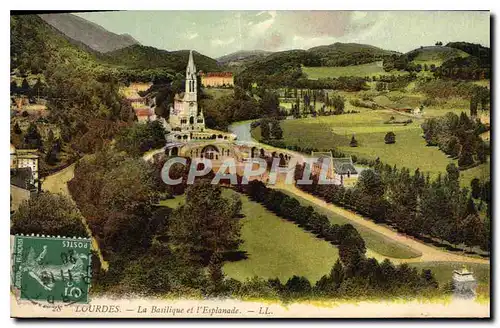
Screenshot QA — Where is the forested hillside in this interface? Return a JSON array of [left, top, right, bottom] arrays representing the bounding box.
[[235, 43, 398, 88], [39, 13, 140, 53]]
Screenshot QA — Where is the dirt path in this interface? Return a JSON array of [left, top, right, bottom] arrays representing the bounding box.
[[276, 184, 489, 265], [41, 164, 76, 195], [42, 162, 109, 270]]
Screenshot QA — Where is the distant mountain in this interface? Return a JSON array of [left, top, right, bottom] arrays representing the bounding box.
[[234, 42, 399, 73], [39, 13, 139, 53], [100, 45, 221, 73], [217, 50, 272, 66], [236, 42, 400, 86], [307, 42, 399, 66]]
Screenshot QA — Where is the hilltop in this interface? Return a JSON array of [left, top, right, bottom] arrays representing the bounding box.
[[39, 13, 140, 53], [405, 45, 469, 66], [307, 42, 399, 66], [217, 50, 272, 67], [235, 43, 399, 87], [100, 45, 221, 73]]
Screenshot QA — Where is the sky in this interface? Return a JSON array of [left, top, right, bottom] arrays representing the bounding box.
[[76, 11, 490, 58]]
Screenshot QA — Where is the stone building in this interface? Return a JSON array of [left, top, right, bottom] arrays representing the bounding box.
[[200, 72, 234, 87], [452, 267, 477, 298], [167, 50, 205, 135], [10, 144, 39, 189]]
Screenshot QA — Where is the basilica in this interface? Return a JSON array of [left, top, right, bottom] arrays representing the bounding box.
[[165, 51, 235, 143]]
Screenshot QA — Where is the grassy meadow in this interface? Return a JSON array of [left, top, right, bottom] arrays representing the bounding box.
[[279, 189, 422, 259], [302, 62, 408, 79], [204, 87, 234, 99], [254, 109, 484, 185], [159, 189, 340, 283]]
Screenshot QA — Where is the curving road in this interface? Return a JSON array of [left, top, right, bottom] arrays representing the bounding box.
[[42, 161, 109, 270], [229, 121, 489, 265]]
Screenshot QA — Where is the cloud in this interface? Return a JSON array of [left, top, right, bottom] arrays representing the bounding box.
[[211, 37, 236, 47], [76, 11, 490, 58], [187, 32, 199, 40], [247, 11, 377, 52]]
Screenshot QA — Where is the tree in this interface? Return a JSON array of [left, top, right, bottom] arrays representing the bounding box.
[[357, 169, 384, 197], [260, 119, 271, 140], [13, 122, 22, 134], [270, 120, 283, 139], [23, 123, 42, 149], [45, 143, 58, 165], [115, 121, 166, 157], [10, 81, 18, 94], [458, 138, 475, 168], [11, 193, 88, 237], [350, 135, 358, 147], [260, 91, 280, 117], [384, 131, 396, 144], [68, 148, 160, 253], [168, 182, 242, 265], [207, 252, 224, 290], [470, 178, 481, 199], [330, 259, 345, 289], [20, 78, 30, 95], [285, 275, 312, 295], [470, 96, 478, 117]]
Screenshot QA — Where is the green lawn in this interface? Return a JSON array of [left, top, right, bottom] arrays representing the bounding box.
[[279, 190, 422, 259], [410, 261, 490, 301], [204, 87, 234, 99], [274, 111, 485, 184], [460, 162, 491, 188], [159, 189, 340, 283], [303, 62, 408, 79], [408, 262, 489, 286]]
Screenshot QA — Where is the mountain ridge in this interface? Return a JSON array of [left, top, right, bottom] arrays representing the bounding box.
[[39, 13, 140, 53]]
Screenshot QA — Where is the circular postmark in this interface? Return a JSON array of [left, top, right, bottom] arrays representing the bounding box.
[[11, 235, 93, 311]]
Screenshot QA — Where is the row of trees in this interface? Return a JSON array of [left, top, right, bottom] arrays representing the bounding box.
[[198, 87, 283, 131], [10, 78, 48, 99], [296, 161, 490, 253], [236, 180, 439, 298], [435, 57, 490, 80], [259, 118, 283, 141], [421, 112, 489, 168]]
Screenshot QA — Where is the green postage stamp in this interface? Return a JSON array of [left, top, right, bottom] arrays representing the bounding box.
[[12, 235, 92, 304]]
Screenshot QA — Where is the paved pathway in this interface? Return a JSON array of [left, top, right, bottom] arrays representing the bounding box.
[[276, 183, 489, 265], [228, 121, 489, 265], [42, 161, 109, 270]]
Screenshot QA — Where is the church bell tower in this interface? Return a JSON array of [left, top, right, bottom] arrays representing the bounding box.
[[184, 50, 197, 103]]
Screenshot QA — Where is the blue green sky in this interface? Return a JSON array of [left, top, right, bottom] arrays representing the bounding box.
[[76, 11, 490, 58]]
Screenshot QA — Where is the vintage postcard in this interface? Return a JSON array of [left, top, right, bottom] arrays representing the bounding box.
[[10, 10, 490, 318]]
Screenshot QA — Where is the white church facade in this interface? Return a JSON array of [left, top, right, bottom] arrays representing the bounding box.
[[165, 50, 235, 143]]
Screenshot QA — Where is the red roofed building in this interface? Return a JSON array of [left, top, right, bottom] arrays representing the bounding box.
[[200, 71, 234, 87], [134, 107, 156, 123]]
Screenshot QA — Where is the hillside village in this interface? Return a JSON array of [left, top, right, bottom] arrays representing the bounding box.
[[9, 12, 490, 308]]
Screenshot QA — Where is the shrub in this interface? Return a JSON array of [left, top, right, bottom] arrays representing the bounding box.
[[384, 132, 396, 144]]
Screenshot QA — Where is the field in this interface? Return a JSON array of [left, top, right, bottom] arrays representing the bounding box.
[[408, 46, 469, 67], [409, 261, 490, 300], [279, 190, 422, 259], [160, 189, 340, 283], [460, 161, 491, 187], [204, 87, 234, 99], [302, 61, 408, 79], [260, 110, 485, 184]]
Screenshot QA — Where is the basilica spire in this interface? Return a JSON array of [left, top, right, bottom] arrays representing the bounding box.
[[186, 50, 196, 77]]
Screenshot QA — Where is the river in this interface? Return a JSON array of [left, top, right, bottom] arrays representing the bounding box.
[[228, 121, 257, 143]]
